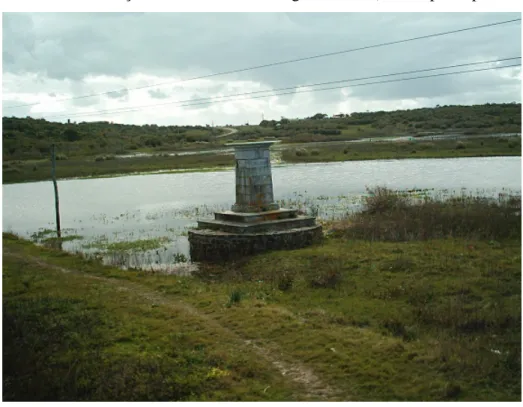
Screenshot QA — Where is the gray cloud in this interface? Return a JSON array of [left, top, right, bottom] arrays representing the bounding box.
[[148, 89, 170, 99], [2, 12, 521, 125], [71, 96, 100, 108], [106, 89, 129, 99]]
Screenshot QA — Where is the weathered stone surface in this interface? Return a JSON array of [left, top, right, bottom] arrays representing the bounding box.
[[197, 216, 316, 234], [188, 225, 323, 262], [229, 141, 279, 213], [215, 208, 298, 223]]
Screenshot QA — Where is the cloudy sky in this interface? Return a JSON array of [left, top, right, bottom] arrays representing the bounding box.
[[2, 12, 521, 126]]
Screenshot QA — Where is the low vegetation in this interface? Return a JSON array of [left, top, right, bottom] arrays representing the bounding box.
[[3, 136, 520, 184], [333, 186, 521, 241], [3, 152, 234, 184], [281, 136, 521, 164], [3, 188, 520, 401]]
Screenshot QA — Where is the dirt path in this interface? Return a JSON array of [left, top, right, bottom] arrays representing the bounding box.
[[216, 127, 238, 139], [4, 249, 342, 401]]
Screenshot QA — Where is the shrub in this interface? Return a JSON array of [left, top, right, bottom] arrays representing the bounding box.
[[340, 187, 521, 241], [380, 318, 415, 340], [419, 142, 435, 150], [456, 142, 466, 149], [294, 148, 309, 157], [363, 186, 409, 215], [145, 138, 162, 147], [308, 261, 343, 289], [310, 149, 320, 156], [277, 272, 295, 291]]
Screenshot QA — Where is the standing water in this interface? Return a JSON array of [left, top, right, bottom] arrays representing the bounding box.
[[3, 157, 520, 272]]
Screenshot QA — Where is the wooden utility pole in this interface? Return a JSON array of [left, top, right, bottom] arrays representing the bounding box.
[[51, 144, 61, 239]]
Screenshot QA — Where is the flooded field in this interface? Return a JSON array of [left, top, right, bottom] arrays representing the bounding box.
[[3, 156, 520, 273]]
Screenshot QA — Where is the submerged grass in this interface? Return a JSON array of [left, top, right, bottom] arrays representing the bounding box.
[[3, 189, 521, 401], [82, 237, 171, 252]]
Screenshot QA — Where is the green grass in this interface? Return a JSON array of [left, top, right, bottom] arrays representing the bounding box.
[[281, 137, 521, 164], [2, 234, 300, 402], [3, 194, 521, 402], [199, 237, 520, 398], [3, 152, 235, 184]]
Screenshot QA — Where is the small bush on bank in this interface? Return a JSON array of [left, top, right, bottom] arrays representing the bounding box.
[[277, 272, 295, 291], [294, 148, 309, 157], [363, 186, 410, 215], [308, 269, 342, 289], [340, 187, 521, 241]]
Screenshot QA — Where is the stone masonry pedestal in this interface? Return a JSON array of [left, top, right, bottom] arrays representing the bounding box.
[[188, 141, 322, 262]]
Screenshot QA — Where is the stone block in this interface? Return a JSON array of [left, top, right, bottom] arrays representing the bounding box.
[[188, 225, 323, 262]]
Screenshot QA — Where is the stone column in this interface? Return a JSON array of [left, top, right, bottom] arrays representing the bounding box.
[[229, 141, 280, 213]]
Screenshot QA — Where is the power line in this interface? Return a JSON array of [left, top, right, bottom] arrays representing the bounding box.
[[3, 17, 520, 110], [42, 63, 521, 121], [44, 57, 521, 120]]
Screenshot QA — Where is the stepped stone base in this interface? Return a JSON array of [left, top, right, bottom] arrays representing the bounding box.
[[188, 208, 322, 262], [188, 225, 322, 262]]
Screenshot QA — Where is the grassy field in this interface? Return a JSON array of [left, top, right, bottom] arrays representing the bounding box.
[[3, 136, 521, 184], [3, 189, 520, 401], [2, 152, 235, 184], [282, 136, 521, 164]]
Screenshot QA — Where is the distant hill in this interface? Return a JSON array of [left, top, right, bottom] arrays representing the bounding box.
[[231, 103, 522, 144], [2, 103, 521, 160], [2, 118, 223, 160]]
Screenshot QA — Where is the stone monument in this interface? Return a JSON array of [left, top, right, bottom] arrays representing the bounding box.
[[188, 141, 322, 262]]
